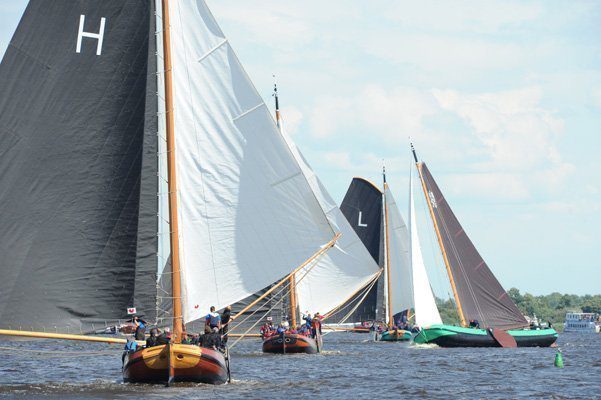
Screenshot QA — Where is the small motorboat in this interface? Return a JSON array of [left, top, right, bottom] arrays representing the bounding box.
[[123, 343, 229, 384]]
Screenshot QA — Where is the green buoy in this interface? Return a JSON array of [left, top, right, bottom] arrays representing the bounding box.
[[554, 349, 564, 368]]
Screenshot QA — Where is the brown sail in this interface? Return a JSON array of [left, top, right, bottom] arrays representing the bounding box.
[[419, 163, 528, 330]]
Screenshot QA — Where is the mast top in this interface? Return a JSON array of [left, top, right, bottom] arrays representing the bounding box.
[[382, 161, 387, 185], [272, 74, 279, 111], [410, 140, 419, 164]]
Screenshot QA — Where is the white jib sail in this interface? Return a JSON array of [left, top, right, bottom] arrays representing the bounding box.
[[166, 0, 372, 323], [278, 121, 381, 319], [409, 172, 442, 327], [384, 185, 413, 317]]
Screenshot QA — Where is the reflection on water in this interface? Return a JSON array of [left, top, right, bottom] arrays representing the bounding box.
[[0, 332, 599, 399]]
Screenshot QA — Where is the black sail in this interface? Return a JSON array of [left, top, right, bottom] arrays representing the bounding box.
[[339, 177, 384, 322], [0, 1, 158, 332], [419, 163, 527, 329]]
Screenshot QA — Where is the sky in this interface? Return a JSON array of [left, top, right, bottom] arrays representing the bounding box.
[[1, 1, 599, 296]]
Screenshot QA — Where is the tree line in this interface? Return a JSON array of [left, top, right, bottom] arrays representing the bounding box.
[[435, 288, 601, 330]]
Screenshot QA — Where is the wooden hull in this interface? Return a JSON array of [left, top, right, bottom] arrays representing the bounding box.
[[123, 343, 228, 384], [413, 324, 558, 348], [262, 334, 318, 354], [379, 329, 411, 342]]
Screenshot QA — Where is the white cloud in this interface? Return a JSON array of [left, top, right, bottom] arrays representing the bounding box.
[[308, 85, 438, 141], [384, 1, 543, 34], [433, 87, 565, 168], [445, 172, 530, 201]]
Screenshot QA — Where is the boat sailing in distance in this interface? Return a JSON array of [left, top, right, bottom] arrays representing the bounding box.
[[258, 83, 382, 354], [339, 173, 420, 342], [0, 0, 380, 383], [410, 143, 558, 348], [340, 169, 443, 341]]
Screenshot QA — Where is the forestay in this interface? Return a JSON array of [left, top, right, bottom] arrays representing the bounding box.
[[167, 0, 367, 323], [408, 173, 442, 327]]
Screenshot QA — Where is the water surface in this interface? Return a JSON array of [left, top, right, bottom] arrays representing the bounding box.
[[0, 332, 599, 399]]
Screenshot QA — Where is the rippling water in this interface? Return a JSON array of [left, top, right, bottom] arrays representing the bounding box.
[[0, 332, 599, 399]]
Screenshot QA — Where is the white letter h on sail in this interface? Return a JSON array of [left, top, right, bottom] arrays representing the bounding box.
[[76, 15, 106, 56]]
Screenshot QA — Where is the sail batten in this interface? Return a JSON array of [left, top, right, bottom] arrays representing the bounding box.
[[419, 162, 527, 329]]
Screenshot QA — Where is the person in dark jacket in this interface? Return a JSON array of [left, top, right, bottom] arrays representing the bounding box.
[[157, 327, 171, 345], [201, 327, 222, 350], [145, 328, 159, 348], [133, 316, 146, 341], [220, 305, 232, 344]]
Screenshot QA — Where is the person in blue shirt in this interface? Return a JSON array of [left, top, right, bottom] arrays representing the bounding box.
[[205, 306, 222, 331], [122, 337, 138, 365], [303, 313, 312, 329]]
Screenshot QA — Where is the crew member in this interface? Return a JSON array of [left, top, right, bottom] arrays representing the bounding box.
[[157, 327, 171, 344], [205, 306, 221, 331], [133, 316, 146, 341], [220, 305, 232, 344], [146, 328, 159, 348]]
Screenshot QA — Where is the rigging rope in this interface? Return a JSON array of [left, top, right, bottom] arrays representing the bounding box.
[[228, 253, 324, 349], [327, 272, 380, 326]]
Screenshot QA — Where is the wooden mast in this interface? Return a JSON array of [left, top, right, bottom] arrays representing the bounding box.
[[411, 144, 466, 327], [383, 167, 393, 328], [289, 274, 298, 328], [272, 77, 298, 329], [161, 0, 183, 342]]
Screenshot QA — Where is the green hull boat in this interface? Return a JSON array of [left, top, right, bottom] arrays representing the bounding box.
[[413, 324, 558, 348]]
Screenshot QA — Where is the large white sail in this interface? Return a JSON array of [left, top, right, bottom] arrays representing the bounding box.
[[278, 123, 381, 318], [408, 172, 442, 327], [166, 0, 378, 323], [384, 186, 413, 317]]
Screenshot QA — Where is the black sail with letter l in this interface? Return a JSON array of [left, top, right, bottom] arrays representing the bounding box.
[[338, 177, 384, 322], [0, 1, 158, 332], [419, 163, 527, 330]]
